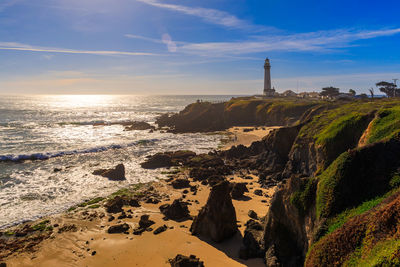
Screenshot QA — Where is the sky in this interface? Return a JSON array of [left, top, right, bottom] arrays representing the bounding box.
[[0, 0, 400, 95]]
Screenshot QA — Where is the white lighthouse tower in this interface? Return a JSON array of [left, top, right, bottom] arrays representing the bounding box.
[[263, 58, 275, 97]]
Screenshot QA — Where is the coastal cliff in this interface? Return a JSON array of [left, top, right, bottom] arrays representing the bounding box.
[[156, 97, 318, 132], [161, 97, 400, 266], [224, 98, 400, 266]]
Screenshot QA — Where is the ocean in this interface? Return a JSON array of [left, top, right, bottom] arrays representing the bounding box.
[[0, 95, 234, 229]]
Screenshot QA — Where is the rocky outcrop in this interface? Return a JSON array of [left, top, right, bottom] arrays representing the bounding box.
[[190, 180, 238, 242], [104, 195, 141, 213], [140, 151, 196, 169], [156, 98, 317, 133], [104, 196, 125, 213], [171, 179, 191, 189], [169, 254, 204, 267], [93, 164, 126, 181], [107, 223, 130, 234], [159, 200, 190, 221], [139, 214, 155, 229], [221, 124, 302, 186], [239, 219, 265, 260], [263, 176, 310, 266], [153, 225, 168, 235], [124, 121, 155, 131], [230, 182, 249, 199], [157, 102, 226, 132]]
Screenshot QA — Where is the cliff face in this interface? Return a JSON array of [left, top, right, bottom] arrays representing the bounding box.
[[259, 101, 400, 266], [215, 99, 400, 266], [159, 97, 400, 266], [156, 97, 319, 132], [156, 102, 226, 132]]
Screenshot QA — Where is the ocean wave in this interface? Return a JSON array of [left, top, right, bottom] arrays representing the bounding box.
[[57, 120, 154, 126], [0, 139, 158, 162]]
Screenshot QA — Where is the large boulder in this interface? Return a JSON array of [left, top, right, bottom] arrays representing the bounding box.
[[230, 182, 249, 199], [141, 153, 172, 169], [93, 164, 126, 181], [185, 153, 224, 168], [107, 223, 130, 234], [104, 196, 124, 213], [189, 167, 231, 182], [159, 200, 190, 221], [169, 254, 204, 267], [239, 219, 265, 259], [171, 179, 191, 189], [141, 151, 197, 169], [190, 180, 238, 242], [138, 214, 155, 229]]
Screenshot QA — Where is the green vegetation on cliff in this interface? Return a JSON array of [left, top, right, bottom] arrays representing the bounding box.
[[345, 239, 400, 267], [272, 99, 400, 266], [315, 151, 352, 219], [315, 131, 400, 220], [315, 113, 369, 146], [366, 106, 400, 144], [290, 177, 317, 216], [224, 97, 319, 126], [325, 195, 386, 236], [306, 188, 400, 267], [305, 134, 400, 266]]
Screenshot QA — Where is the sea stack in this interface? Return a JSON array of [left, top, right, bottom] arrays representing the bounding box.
[[190, 180, 238, 242]]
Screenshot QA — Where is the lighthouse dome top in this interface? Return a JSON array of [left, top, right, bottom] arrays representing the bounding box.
[[264, 57, 271, 68]]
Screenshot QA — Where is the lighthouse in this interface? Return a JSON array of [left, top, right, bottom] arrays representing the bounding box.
[[263, 58, 275, 97]]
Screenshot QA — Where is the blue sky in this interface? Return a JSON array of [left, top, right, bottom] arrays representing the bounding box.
[[0, 0, 400, 94]]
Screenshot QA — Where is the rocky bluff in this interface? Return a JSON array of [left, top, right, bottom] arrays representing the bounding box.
[[157, 97, 400, 266], [156, 97, 317, 133]]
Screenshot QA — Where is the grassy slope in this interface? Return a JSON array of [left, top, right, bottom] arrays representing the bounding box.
[[306, 188, 400, 267], [282, 99, 400, 266], [367, 106, 400, 144]]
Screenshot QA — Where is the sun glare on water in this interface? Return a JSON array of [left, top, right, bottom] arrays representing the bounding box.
[[43, 95, 118, 109]]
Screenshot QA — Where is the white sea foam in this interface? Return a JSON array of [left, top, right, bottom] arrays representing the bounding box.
[[0, 95, 233, 228], [0, 139, 158, 162]]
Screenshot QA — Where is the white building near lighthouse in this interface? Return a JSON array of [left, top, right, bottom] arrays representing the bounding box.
[[263, 58, 276, 97]]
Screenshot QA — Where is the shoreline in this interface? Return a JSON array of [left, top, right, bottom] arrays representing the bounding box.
[[1, 126, 277, 266]]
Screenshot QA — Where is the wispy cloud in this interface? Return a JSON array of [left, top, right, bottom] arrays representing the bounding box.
[[178, 28, 400, 55], [135, 0, 270, 31], [125, 33, 181, 52], [0, 42, 156, 56], [124, 34, 165, 44]]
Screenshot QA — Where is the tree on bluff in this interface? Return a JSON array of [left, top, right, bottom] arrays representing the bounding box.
[[320, 87, 340, 97], [376, 81, 400, 97], [348, 89, 356, 96]]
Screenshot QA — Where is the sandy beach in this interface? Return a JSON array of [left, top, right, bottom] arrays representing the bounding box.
[[2, 127, 277, 267], [223, 127, 280, 150]]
